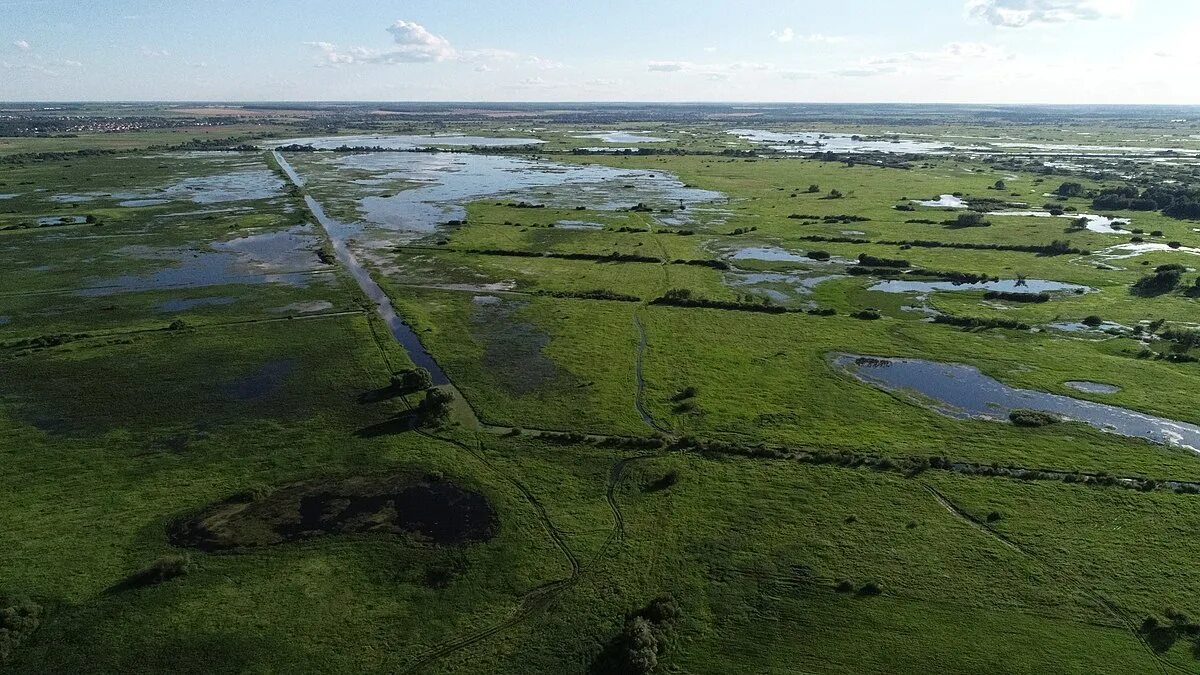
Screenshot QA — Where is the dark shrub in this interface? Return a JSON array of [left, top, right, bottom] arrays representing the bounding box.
[[859, 581, 883, 596], [0, 596, 43, 665], [1081, 315, 1104, 327], [122, 555, 191, 589]]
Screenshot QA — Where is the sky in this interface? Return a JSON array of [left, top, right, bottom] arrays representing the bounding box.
[[1, 0, 1198, 103]]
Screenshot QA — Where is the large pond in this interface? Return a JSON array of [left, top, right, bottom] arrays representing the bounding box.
[[268, 134, 545, 150], [310, 150, 724, 237], [833, 354, 1200, 452], [869, 279, 1090, 294]]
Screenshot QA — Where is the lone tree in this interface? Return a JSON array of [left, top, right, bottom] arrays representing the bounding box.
[[391, 367, 434, 394], [415, 389, 454, 427]]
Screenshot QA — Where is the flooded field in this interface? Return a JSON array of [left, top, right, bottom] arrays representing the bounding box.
[[297, 148, 724, 238], [268, 134, 545, 150], [835, 354, 1200, 451]]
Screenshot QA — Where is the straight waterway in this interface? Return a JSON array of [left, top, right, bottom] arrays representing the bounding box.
[[273, 151, 449, 384]]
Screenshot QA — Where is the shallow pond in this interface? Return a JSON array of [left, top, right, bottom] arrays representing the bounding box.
[[834, 354, 1200, 451], [869, 279, 1089, 294], [80, 225, 326, 296], [1095, 242, 1200, 259], [268, 301, 333, 314], [573, 131, 667, 144]]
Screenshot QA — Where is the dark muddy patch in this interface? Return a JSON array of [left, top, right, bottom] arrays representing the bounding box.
[[169, 473, 498, 551], [469, 298, 565, 395]]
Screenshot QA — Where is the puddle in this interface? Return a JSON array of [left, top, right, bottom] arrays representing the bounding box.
[[730, 247, 809, 262], [270, 134, 544, 150], [1065, 381, 1121, 394], [555, 220, 605, 230], [914, 194, 968, 208], [170, 474, 497, 550], [268, 301, 333, 314], [987, 210, 1131, 234], [870, 279, 1089, 294], [322, 151, 723, 238], [36, 216, 88, 226], [0, 193, 18, 200], [1047, 321, 1128, 334], [119, 198, 171, 208], [834, 354, 1200, 451], [573, 131, 667, 143], [156, 296, 238, 312], [472, 295, 502, 305], [0, 316, 10, 325]]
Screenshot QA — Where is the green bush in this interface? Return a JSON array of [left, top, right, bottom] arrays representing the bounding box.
[[1009, 410, 1061, 427]]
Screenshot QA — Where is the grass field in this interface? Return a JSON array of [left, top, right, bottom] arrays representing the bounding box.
[[5, 109, 1200, 673]]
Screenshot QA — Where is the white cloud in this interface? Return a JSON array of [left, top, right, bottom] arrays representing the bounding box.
[[14, 40, 30, 51], [307, 19, 556, 71], [770, 27, 795, 43], [966, 0, 1134, 27], [702, 46, 718, 53], [526, 55, 564, 70], [647, 61, 689, 72], [800, 33, 850, 44], [141, 47, 170, 57], [382, 19, 456, 61]]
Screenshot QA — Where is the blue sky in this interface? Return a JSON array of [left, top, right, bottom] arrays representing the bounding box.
[[2, 0, 1197, 102]]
